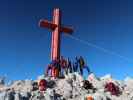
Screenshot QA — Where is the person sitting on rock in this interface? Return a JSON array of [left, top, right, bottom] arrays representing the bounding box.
[[79, 56, 90, 76]]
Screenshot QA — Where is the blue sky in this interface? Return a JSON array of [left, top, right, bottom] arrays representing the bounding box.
[[0, 0, 133, 80]]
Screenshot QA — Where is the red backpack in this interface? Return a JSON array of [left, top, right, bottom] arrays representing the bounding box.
[[39, 79, 47, 91], [105, 82, 121, 96]]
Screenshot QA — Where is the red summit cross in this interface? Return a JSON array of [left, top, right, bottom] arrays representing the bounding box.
[[39, 8, 73, 61]]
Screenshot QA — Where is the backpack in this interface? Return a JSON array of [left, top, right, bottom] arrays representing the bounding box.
[[79, 58, 85, 66]]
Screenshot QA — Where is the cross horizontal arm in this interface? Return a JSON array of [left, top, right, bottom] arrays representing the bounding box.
[[60, 26, 73, 34], [39, 20, 57, 30]]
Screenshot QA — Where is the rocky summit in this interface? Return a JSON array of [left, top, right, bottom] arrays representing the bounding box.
[[0, 73, 133, 100]]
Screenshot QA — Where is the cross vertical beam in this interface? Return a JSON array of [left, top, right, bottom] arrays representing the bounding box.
[[51, 8, 61, 60]]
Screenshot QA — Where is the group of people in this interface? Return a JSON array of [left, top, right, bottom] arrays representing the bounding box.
[[45, 56, 90, 78]]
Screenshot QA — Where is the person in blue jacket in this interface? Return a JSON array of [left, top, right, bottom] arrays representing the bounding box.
[[73, 57, 79, 72]]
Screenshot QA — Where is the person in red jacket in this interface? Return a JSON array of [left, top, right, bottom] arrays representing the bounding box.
[[46, 59, 60, 78]]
